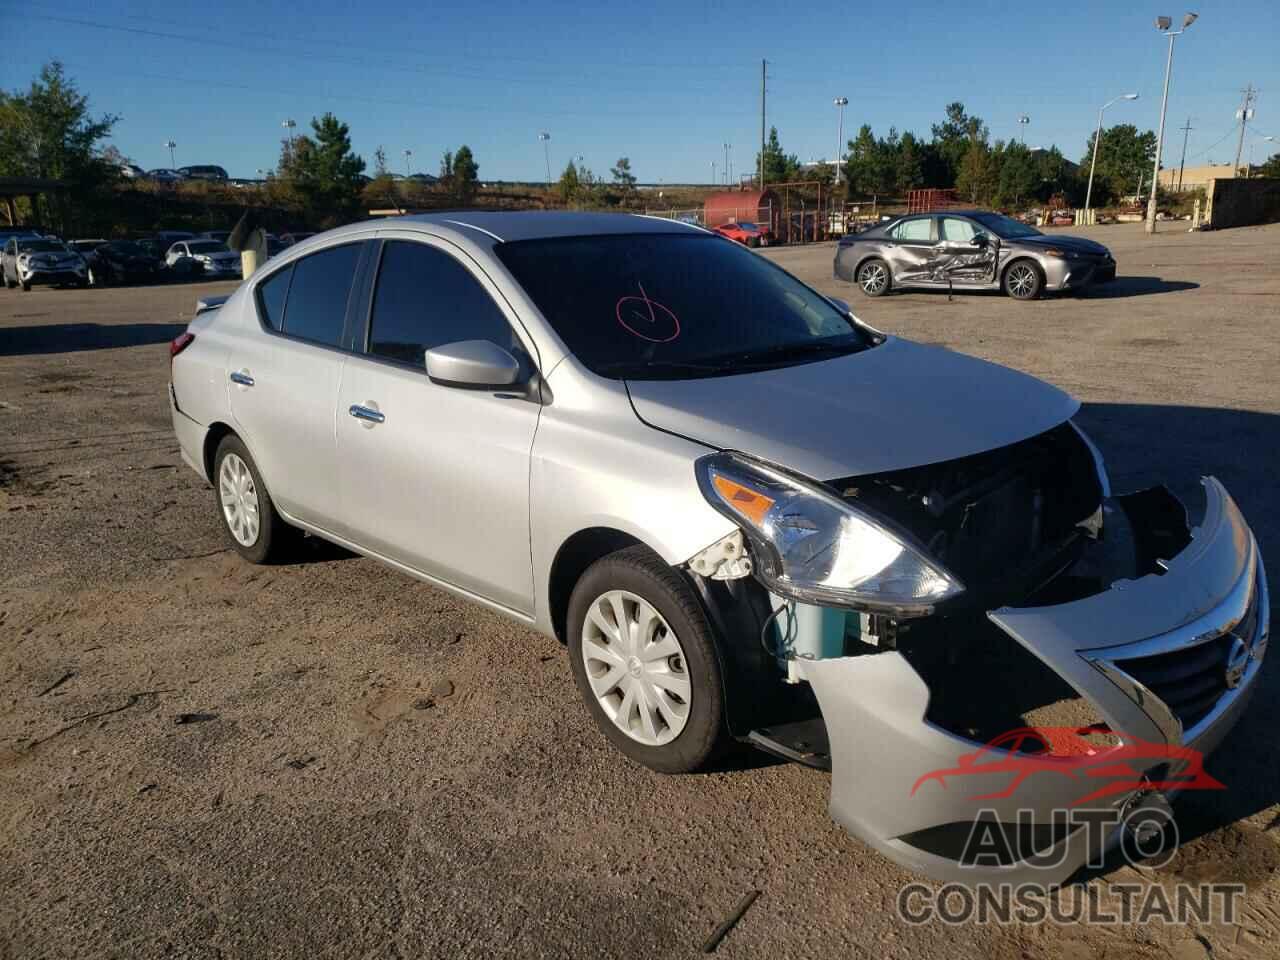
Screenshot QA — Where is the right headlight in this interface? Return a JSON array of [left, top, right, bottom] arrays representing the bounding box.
[[696, 452, 964, 615]]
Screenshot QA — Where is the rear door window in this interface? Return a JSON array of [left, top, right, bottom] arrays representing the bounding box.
[[277, 243, 363, 348], [891, 217, 934, 242]]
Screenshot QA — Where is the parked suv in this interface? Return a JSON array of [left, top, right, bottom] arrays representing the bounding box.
[[3, 236, 88, 290], [169, 212, 1267, 885], [178, 165, 229, 181]]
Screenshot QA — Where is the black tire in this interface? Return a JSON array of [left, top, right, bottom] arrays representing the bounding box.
[[567, 545, 728, 774], [1003, 259, 1043, 300], [212, 434, 295, 564], [856, 257, 892, 297]]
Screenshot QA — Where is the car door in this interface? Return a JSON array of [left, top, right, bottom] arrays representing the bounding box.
[[938, 216, 998, 285], [336, 234, 542, 616], [884, 216, 940, 284], [227, 239, 371, 533], [2, 239, 13, 280]]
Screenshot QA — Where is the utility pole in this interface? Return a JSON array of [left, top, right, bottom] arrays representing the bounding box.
[[1176, 118, 1193, 191], [1232, 83, 1256, 177], [1147, 13, 1197, 234], [760, 59, 767, 188]]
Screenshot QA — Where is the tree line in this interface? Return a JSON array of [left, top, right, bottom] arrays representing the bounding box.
[[756, 101, 1164, 208]]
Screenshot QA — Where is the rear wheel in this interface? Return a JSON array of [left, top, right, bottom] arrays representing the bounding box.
[[213, 435, 294, 564], [1003, 260, 1043, 300], [567, 545, 727, 773], [857, 257, 891, 297]]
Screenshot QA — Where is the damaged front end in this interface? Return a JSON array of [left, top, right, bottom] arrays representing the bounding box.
[[687, 422, 1269, 885]]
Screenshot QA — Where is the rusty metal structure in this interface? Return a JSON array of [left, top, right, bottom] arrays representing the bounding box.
[[702, 189, 780, 236], [905, 188, 960, 214]]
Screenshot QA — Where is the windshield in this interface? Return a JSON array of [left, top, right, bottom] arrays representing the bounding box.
[[19, 240, 67, 253], [71, 241, 104, 252], [496, 233, 874, 380], [971, 213, 1042, 240], [108, 241, 146, 256], [187, 241, 228, 254]]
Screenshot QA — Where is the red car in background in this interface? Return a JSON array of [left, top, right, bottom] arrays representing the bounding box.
[[713, 221, 770, 248]]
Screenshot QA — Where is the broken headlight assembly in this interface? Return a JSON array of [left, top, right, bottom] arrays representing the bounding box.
[[695, 452, 964, 615]]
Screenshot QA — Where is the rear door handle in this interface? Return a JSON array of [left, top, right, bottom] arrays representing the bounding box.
[[230, 370, 254, 387], [348, 403, 385, 425]]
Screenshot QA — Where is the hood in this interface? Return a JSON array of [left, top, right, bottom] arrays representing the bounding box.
[[1014, 234, 1110, 256], [625, 337, 1079, 480]]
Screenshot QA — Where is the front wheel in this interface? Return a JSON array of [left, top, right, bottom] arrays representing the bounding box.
[[1003, 260, 1043, 300], [567, 545, 727, 773], [856, 257, 891, 297]]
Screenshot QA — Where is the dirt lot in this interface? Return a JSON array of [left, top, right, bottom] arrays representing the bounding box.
[[2, 222, 1278, 959]]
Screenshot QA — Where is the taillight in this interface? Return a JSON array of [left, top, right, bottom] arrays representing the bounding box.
[[169, 332, 195, 360]]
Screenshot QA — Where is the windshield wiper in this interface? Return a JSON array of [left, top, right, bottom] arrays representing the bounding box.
[[721, 339, 862, 368], [595, 358, 740, 378]]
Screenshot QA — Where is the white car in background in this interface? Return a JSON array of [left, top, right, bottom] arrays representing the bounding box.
[[2, 236, 88, 290], [166, 239, 242, 279]]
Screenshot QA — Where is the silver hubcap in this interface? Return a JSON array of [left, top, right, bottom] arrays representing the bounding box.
[[218, 453, 260, 547], [581, 590, 691, 746], [860, 262, 888, 294], [1009, 265, 1036, 297]]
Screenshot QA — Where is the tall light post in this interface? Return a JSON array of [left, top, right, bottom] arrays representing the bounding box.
[[1084, 93, 1140, 222], [164, 139, 177, 168], [711, 160, 717, 186], [1147, 13, 1198, 234], [833, 97, 848, 184], [281, 119, 296, 153], [722, 142, 729, 185], [402, 149, 412, 177], [1017, 114, 1030, 144], [1249, 136, 1277, 178], [538, 132, 551, 186]]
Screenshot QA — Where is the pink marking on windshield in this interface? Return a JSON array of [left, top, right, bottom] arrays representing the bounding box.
[[616, 282, 680, 343]]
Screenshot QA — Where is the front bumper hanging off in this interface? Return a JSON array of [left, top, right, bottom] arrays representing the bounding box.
[[796, 477, 1268, 885]]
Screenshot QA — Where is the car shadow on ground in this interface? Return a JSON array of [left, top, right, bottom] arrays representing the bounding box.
[[0, 322, 189, 356], [1078, 276, 1199, 298], [1069, 402, 1278, 876]]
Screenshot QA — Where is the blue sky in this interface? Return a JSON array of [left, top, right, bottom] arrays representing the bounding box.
[[5, 0, 1278, 182]]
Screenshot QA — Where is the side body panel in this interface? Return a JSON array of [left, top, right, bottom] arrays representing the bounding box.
[[529, 361, 736, 638]]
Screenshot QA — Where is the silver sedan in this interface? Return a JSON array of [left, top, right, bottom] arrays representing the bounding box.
[[169, 212, 1265, 884], [835, 210, 1117, 300]]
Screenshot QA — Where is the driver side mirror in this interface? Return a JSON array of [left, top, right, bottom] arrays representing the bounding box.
[[425, 339, 521, 389], [972, 232, 989, 249]]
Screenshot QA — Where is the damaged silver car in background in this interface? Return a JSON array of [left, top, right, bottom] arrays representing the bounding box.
[[169, 212, 1268, 887]]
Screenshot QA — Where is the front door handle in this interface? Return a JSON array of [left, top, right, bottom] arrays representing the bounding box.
[[348, 403, 385, 426], [230, 370, 254, 387]]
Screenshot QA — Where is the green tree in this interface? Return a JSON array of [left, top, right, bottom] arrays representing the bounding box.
[[0, 61, 118, 231], [1259, 151, 1280, 178], [610, 156, 637, 192], [451, 145, 478, 201], [757, 126, 799, 184], [558, 160, 581, 203], [278, 112, 366, 225], [995, 141, 1037, 207], [1080, 124, 1155, 205], [895, 131, 924, 194], [844, 125, 892, 197], [955, 141, 998, 203], [930, 101, 988, 186]]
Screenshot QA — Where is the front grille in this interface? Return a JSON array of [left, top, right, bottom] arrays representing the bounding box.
[[1113, 590, 1259, 731]]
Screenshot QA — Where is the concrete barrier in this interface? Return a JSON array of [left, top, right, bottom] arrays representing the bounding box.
[[1204, 176, 1280, 230]]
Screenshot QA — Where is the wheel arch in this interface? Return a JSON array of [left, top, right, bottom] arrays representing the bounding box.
[[547, 527, 646, 644], [202, 420, 239, 483], [1001, 255, 1045, 286]]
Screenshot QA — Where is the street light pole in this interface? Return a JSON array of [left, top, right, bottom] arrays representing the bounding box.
[[1084, 93, 1140, 222], [722, 143, 729, 185], [833, 97, 848, 184], [538, 133, 551, 186], [1017, 115, 1030, 144], [281, 119, 296, 153], [164, 139, 177, 168], [403, 149, 412, 177], [1147, 13, 1198, 234], [711, 160, 716, 186]]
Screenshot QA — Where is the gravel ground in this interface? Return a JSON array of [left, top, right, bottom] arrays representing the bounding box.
[[1, 222, 1278, 959]]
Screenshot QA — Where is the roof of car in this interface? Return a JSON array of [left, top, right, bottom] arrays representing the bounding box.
[[386, 211, 705, 243]]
